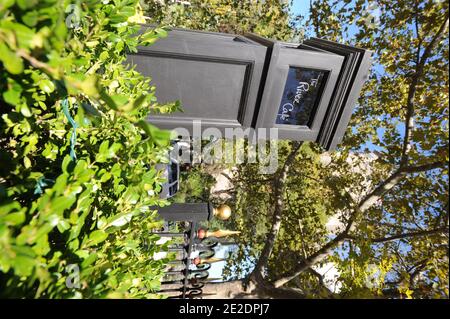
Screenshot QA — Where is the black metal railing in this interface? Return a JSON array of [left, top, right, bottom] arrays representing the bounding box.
[[154, 220, 221, 299], [149, 202, 236, 299]]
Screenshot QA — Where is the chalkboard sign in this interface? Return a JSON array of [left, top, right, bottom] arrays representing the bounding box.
[[276, 67, 328, 126]]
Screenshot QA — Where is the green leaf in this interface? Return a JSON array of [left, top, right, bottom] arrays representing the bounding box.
[[68, 206, 91, 242], [2, 21, 35, 49], [23, 156, 31, 168], [110, 94, 129, 107], [99, 140, 109, 154], [3, 81, 22, 105], [75, 249, 90, 259], [52, 174, 68, 194], [11, 245, 36, 276], [111, 163, 121, 177], [81, 252, 97, 268], [22, 10, 39, 27], [68, 239, 79, 251], [96, 140, 110, 163], [100, 171, 112, 183], [13, 255, 36, 276], [38, 79, 55, 94], [118, 94, 146, 112], [3, 211, 25, 226], [20, 104, 32, 117], [100, 89, 118, 110], [97, 216, 108, 230], [0, 0, 15, 12], [0, 200, 21, 216], [33, 234, 50, 256], [17, 0, 38, 9], [62, 155, 73, 173], [99, 51, 109, 62], [56, 220, 71, 233], [106, 212, 134, 228], [155, 28, 168, 38], [74, 160, 88, 176], [86, 230, 108, 247], [136, 120, 171, 147], [140, 32, 159, 45]]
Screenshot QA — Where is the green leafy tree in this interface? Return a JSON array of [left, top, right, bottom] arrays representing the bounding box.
[[142, 0, 299, 41], [0, 0, 176, 298], [172, 165, 216, 204], [192, 0, 449, 299]]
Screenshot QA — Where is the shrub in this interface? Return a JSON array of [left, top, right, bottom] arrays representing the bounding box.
[[142, 0, 298, 41], [0, 0, 175, 298]]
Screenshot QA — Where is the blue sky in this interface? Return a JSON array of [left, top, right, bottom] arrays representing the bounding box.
[[290, 0, 311, 19]]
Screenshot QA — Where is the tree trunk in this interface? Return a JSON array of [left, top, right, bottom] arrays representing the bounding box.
[[200, 280, 305, 299]]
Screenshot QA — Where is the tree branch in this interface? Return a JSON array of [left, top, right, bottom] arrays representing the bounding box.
[[16, 49, 59, 77], [358, 159, 447, 212], [220, 172, 234, 182], [273, 231, 349, 288], [413, 0, 423, 65], [250, 142, 303, 283], [409, 259, 428, 287], [362, 227, 448, 243], [211, 188, 236, 195], [401, 161, 448, 173], [400, 15, 449, 166], [308, 268, 336, 298], [271, 158, 446, 288]]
